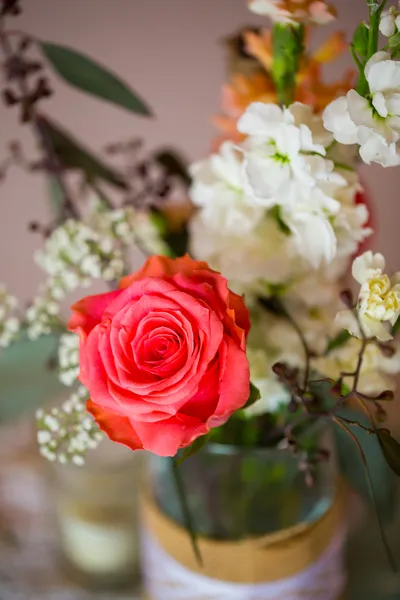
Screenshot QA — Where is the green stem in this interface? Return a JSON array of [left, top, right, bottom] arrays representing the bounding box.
[[357, 0, 387, 95], [272, 24, 304, 107], [170, 457, 203, 566]]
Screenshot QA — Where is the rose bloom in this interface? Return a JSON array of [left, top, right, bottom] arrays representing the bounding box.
[[69, 255, 251, 456]]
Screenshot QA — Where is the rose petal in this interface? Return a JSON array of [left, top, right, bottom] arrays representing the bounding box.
[[209, 336, 250, 426], [119, 254, 211, 289], [87, 399, 143, 451], [133, 414, 209, 456], [69, 289, 122, 339]]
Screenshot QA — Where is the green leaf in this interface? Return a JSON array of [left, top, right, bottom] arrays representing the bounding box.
[[325, 330, 351, 354], [153, 149, 191, 185], [243, 382, 261, 409], [389, 32, 400, 48], [377, 429, 400, 476], [352, 23, 369, 59], [38, 116, 127, 189], [177, 434, 210, 465], [40, 41, 152, 117], [163, 227, 190, 258]]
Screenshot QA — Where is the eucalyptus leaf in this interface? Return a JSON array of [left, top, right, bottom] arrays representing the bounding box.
[[153, 149, 191, 185], [40, 42, 152, 116], [377, 429, 400, 476], [38, 116, 127, 189]]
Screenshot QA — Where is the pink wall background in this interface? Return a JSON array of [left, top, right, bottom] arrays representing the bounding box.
[[1, 0, 399, 305]]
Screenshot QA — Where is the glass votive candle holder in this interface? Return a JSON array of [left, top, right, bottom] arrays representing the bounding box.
[[50, 438, 142, 589]]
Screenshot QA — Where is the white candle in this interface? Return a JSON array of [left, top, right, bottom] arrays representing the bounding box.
[[58, 508, 137, 575], [52, 440, 142, 582]]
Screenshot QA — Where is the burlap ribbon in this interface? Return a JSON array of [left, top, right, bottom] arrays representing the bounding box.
[[141, 482, 346, 585]]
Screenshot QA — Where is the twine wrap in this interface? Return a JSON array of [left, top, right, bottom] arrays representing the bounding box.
[[140, 486, 347, 600]]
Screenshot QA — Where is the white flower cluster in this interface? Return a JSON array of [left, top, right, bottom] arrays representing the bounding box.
[[324, 52, 400, 167], [26, 285, 61, 340], [35, 207, 168, 304], [91, 205, 169, 257], [0, 285, 20, 348], [189, 102, 371, 296], [36, 386, 103, 465], [58, 333, 80, 386], [35, 219, 125, 300]]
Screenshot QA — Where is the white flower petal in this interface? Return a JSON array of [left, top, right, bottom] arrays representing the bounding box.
[[352, 251, 385, 284], [367, 58, 400, 94], [347, 90, 376, 130], [284, 209, 337, 268], [358, 129, 400, 167], [372, 91, 389, 118], [323, 97, 359, 144], [361, 314, 393, 341], [365, 51, 391, 81], [243, 154, 290, 203], [380, 12, 396, 37], [237, 102, 290, 136]]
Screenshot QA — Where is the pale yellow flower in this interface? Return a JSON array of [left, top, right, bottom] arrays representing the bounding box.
[[336, 251, 400, 341]]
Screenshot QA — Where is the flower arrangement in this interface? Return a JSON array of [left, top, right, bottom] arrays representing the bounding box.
[[2, 0, 400, 594]]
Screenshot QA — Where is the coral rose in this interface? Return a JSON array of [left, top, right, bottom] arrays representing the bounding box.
[[68, 255, 251, 457]]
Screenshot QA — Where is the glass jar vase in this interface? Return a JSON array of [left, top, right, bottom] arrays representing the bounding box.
[[141, 421, 347, 600], [50, 439, 142, 590]]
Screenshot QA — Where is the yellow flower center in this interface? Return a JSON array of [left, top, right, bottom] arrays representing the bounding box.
[[363, 275, 400, 321]]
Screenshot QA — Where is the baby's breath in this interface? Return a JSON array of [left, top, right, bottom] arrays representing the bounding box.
[[0, 285, 20, 347], [36, 387, 103, 465]]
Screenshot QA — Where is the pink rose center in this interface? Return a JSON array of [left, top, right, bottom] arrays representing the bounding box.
[[133, 321, 187, 378]]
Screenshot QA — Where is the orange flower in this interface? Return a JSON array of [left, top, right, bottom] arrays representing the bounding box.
[[212, 71, 277, 149]]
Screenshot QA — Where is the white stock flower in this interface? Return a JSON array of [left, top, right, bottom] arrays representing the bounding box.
[[337, 251, 400, 342], [280, 182, 340, 268], [189, 141, 263, 234], [323, 52, 400, 167], [379, 9, 400, 37], [189, 211, 296, 293], [236, 102, 348, 267], [248, 0, 335, 25], [238, 103, 329, 206]]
